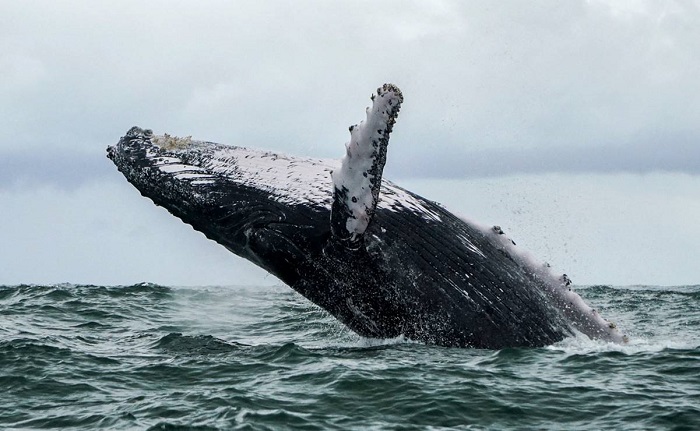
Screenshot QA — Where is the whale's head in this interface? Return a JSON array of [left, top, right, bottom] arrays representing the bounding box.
[[107, 127, 335, 282]]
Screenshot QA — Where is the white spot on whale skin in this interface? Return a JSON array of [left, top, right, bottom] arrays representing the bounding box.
[[173, 173, 214, 181], [158, 164, 204, 174]]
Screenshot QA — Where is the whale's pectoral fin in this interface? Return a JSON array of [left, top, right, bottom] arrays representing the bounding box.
[[330, 84, 403, 248]]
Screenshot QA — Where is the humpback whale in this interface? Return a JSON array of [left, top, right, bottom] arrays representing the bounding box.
[[107, 84, 626, 349]]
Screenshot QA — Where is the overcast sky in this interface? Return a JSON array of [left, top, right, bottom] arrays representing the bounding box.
[[1, 1, 699, 286]]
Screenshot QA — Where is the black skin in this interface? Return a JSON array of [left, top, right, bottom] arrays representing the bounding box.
[[108, 128, 571, 349]]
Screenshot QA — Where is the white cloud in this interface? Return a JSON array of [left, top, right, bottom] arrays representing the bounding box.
[[1, 0, 698, 171], [0, 51, 46, 95]]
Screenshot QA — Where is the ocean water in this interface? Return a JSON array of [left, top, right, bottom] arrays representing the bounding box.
[[1, 283, 698, 430]]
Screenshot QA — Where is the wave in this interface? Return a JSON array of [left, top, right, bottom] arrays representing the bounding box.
[[1, 283, 699, 430], [154, 333, 243, 355], [0, 282, 173, 299]]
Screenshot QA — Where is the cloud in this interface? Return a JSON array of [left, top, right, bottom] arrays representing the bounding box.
[[0, 149, 113, 190], [0, 0, 698, 182], [388, 132, 700, 178]]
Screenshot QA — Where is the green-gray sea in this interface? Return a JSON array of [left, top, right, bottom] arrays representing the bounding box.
[[1, 283, 698, 430]]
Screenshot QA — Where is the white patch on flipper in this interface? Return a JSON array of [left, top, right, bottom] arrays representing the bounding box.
[[331, 84, 403, 238]]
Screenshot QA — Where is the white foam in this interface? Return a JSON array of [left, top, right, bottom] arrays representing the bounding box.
[[548, 329, 695, 355]]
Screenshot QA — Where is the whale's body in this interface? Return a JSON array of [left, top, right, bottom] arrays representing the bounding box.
[[107, 85, 625, 348]]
